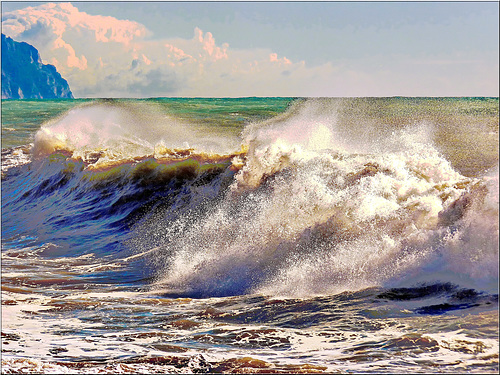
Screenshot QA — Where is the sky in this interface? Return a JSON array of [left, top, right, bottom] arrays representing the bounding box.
[[1, 1, 498, 98]]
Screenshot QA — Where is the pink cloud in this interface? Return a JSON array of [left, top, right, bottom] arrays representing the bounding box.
[[193, 27, 228, 61], [0, 2, 345, 97], [3, 2, 147, 45], [269, 53, 291, 65]]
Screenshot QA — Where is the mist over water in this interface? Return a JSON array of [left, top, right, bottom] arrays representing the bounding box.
[[1, 97, 498, 373]]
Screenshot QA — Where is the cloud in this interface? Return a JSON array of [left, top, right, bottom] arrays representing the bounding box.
[[3, 2, 496, 97], [2, 2, 341, 97]]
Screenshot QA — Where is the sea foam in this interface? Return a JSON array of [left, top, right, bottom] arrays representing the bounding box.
[[152, 98, 498, 297], [32, 101, 241, 165]]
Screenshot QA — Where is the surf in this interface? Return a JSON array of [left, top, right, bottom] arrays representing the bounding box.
[[147, 98, 499, 298], [1, 97, 498, 374], [1, 98, 498, 298]]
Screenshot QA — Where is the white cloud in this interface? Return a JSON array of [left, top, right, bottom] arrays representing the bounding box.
[[3, 2, 496, 97], [2, 2, 344, 97]]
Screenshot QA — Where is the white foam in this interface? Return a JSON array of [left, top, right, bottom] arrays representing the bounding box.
[[153, 98, 498, 297], [32, 101, 241, 163]]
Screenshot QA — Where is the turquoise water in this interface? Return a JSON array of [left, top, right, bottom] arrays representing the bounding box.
[[1, 97, 498, 373], [1, 97, 294, 148]]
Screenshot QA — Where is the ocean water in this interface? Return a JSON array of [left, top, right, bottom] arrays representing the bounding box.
[[1, 97, 498, 373]]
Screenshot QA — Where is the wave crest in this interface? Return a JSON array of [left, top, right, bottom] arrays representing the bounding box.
[[32, 101, 242, 165], [151, 98, 498, 298]]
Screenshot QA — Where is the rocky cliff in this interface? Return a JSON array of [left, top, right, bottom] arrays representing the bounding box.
[[1, 34, 74, 99]]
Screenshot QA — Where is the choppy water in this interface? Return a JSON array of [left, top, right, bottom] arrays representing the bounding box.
[[1, 97, 498, 373]]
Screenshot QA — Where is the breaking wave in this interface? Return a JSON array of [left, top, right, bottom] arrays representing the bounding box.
[[2, 98, 498, 299], [144, 98, 499, 297]]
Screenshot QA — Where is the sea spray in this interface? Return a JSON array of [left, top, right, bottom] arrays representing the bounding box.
[[152, 98, 498, 297], [1, 97, 498, 373], [32, 100, 241, 164]]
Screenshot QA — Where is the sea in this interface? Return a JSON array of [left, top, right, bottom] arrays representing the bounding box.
[[1, 97, 498, 373]]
